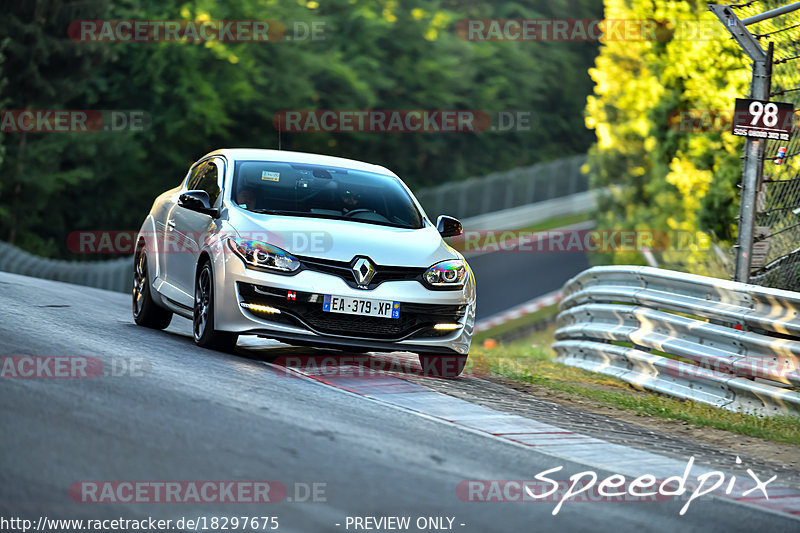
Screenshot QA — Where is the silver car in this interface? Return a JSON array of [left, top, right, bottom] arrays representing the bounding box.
[[132, 149, 475, 376]]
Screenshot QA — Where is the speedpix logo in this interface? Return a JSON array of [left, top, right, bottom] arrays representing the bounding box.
[[458, 456, 777, 516]]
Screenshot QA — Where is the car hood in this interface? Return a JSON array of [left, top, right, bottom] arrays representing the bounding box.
[[228, 208, 458, 267]]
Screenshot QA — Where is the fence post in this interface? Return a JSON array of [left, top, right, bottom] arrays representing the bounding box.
[[710, 5, 773, 283], [736, 43, 773, 282], [525, 169, 537, 204]]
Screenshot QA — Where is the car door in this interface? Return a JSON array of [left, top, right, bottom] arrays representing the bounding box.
[[156, 161, 207, 306], [166, 158, 225, 307], [157, 162, 205, 280]]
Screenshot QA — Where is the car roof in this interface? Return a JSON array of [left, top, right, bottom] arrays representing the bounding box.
[[204, 149, 397, 177]]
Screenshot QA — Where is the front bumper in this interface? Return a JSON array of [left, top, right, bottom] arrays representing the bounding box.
[[213, 251, 475, 355]]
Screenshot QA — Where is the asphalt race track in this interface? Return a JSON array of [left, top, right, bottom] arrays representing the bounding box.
[[1, 272, 797, 532], [468, 249, 588, 319]]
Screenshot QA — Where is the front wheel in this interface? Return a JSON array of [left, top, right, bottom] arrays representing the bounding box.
[[193, 261, 238, 352], [418, 354, 468, 378], [132, 246, 172, 329]]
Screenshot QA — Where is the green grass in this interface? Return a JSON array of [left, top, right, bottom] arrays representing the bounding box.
[[473, 303, 559, 345], [470, 326, 800, 445]]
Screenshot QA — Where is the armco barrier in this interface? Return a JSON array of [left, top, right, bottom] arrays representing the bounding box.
[[0, 241, 130, 293], [553, 266, 800, 416]]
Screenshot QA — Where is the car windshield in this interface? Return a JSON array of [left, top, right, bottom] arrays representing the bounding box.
[[231, 160, 424, 229]]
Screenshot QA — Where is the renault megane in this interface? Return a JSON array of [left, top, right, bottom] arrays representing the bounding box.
[[132, 149, 475, 376]]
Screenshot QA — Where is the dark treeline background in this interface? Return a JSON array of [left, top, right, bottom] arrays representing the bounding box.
[[0, 0, 601, 258]]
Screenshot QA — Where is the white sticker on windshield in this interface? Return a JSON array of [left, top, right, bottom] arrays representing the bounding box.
[[261, 171, 280, 182]]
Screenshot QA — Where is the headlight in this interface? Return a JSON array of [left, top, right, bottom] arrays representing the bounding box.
[[227, 237, 301, 273], [423, 260, 466, 288]]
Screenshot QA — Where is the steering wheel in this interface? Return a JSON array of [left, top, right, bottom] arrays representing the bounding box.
[[343, 208, 375, 217]]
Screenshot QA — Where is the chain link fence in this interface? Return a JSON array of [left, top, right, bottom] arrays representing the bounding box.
[[733, 1, 800, 290], [414, 155, 587, 221]]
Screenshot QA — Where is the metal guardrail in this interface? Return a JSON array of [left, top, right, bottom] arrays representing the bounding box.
[[553, 266, 800, 416], [415, 155, 587, 221], [0, 241, 131, 293]]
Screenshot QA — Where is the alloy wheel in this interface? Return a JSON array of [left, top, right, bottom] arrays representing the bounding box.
[[132, 249, 147, 317], [194, 267, 211, 341]]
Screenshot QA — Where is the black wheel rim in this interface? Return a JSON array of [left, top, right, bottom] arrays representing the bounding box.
[[132, 249, 146, 317], [194, 267, 211, 341]]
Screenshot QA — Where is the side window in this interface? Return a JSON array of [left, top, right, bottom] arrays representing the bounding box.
[[194, 160, 222, 206], [186, 162, 207, 190]]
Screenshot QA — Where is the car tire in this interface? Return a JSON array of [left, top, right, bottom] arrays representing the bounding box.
[[418, 354, 468, 378], [132, 245, 173, 330], [193, 260, 238, 352]]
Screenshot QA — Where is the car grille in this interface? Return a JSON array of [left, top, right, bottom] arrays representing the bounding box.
[[296, 255, 426, 290], [301, 311, 415, 337], [238, 283, 465, 340]]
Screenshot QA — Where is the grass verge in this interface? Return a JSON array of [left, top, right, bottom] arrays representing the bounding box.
[[471, 321, 800, 445], [473, 304, 558, 345]]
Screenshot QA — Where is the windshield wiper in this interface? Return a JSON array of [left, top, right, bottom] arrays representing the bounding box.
[[249, 209, 310, 217], [249, 209, 348, 221], [248, 208, 419, 229]]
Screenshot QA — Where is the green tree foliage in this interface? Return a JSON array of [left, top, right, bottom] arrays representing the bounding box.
[[0, 0, 120, 255], [1, 0, 601, 258], [585, 0, 749, 274]]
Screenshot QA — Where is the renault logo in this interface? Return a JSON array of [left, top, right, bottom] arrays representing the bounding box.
[[352, 257, 376, 287]]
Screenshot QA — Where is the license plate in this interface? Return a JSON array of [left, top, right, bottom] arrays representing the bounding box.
[[322, 295, 400, 319]]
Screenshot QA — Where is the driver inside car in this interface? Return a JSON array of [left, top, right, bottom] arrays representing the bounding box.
[[339, 188, 361, 214], [236, 188, 257, 209]]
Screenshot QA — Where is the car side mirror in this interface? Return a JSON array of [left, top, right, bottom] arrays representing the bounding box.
[[436, 215, 462, 238], [179, 190, 217, 217]]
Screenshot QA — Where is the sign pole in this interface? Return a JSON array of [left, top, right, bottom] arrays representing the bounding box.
[[709, 5, 775, 283], [734, 42, 773, 282]]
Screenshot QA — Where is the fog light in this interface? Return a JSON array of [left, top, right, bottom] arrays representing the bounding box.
[[241, 302, 281, 315], [434, 323, 460, 330]]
